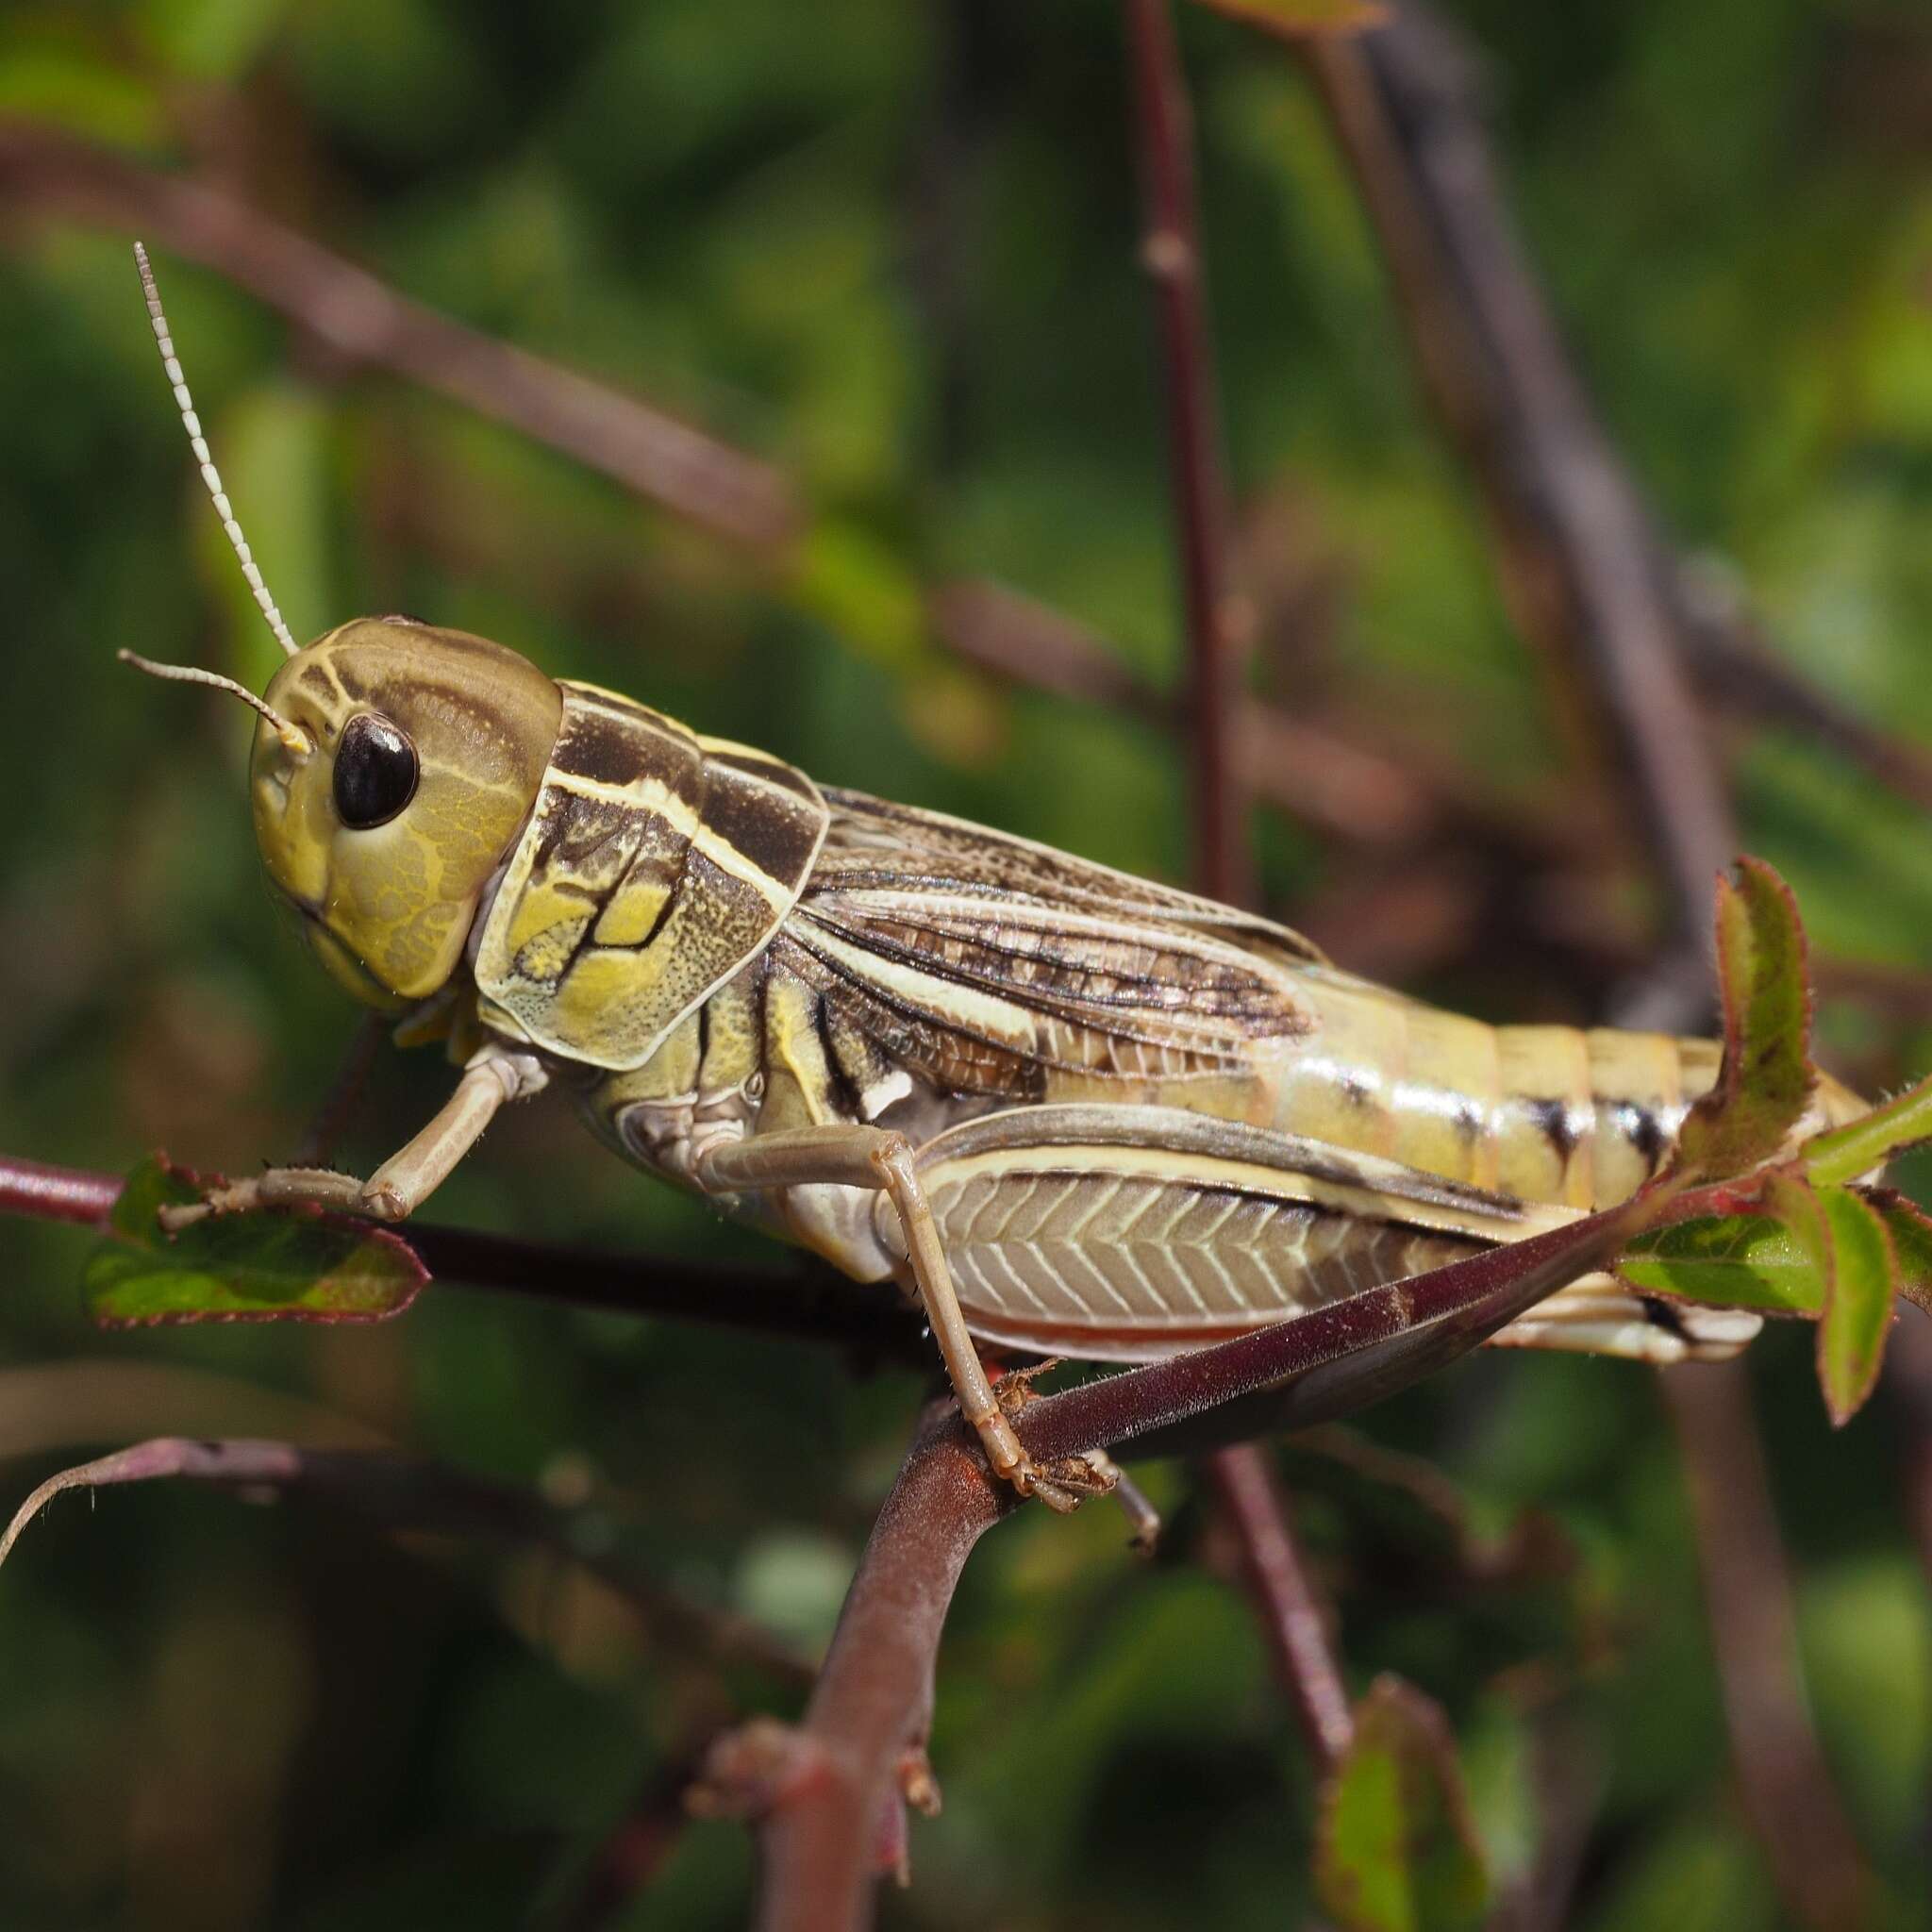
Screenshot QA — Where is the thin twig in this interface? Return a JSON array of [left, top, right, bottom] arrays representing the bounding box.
[[549, 1737, 721, 1932], [0, 1155, 121, 1226], [1303, 12, 1734, 964], [1661, 1369, 1868, 1930], [1203, 1444, 1354, 1767], [1124, 0, 1252, 906], [1302, 10, 1877, 1923], [0, 1434, 813, 1685], [0, 1145, 1699, 1451], [1122, 0, 1359, 1776], [0, 123, 798, 549]]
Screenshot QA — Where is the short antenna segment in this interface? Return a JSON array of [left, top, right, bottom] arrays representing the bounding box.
[[134, 241, 298, 658]]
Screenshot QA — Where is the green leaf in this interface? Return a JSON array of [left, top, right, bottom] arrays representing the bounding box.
[[1315, 1675, 1489, 1932], [1803, 1073, 1932, 1188], [1616, 1213, 1824, 1315], [83, 1156, 428, 1327], [1670, 858, 1815, 1187], [1854, 1187, 1932, 1320], [1769, 1175, 1897, 1427]]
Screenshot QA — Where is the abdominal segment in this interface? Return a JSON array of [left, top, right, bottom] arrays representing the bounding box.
[[1258, 970, 1858, 1212], [1258, 970, 1738, 1210]]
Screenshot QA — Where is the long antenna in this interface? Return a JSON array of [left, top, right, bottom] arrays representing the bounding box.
[[134, 241, 299, 658], [118, 651, 313, 755]]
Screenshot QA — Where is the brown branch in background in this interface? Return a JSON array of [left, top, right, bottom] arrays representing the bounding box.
[[0, 1434, 812, 1686], [0, 1150, 925, 1361], [1677, 559, 1932, 819], [0, 114, 1469, 859], [1202, 1446, 1354, 1767], [1302, 10, 1734, 967], [0, 123, 798, 550], [1124, 0, 1360, 1775], [934, 575, 1439, 849], [9, 114, 1927, 880], [1662, 1370, 1868, 1931], [1124, 0, 1252, 907], [550, 1737, 723, 1932], [1299, 8, 1876, 1923]]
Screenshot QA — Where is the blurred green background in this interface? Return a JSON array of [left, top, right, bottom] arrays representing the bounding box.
[[2, 0, 1931, 1925]]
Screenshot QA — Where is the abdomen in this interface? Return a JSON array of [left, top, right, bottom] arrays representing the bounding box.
[[1264, 966, 1863, 1208]]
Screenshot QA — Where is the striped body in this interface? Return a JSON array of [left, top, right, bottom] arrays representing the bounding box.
[[461, 688, 1859, 1365]]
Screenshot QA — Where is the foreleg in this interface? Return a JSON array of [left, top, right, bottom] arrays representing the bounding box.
[[161, 1045, 548, 1230]]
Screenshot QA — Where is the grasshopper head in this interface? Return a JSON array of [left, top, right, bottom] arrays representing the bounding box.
[[125, 618, 564, 1010], [119, 246, 562, 1008], [249, 618, 563, 1008]]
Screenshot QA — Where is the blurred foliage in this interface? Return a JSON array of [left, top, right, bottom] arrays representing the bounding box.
[[1316, 1676, 1489, 1932], [1, 1, 1931, 1927]]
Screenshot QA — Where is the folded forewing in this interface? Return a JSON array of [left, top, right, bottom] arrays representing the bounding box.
[[785, 887, 1317, 1097], [814, 788, 1323, 960]]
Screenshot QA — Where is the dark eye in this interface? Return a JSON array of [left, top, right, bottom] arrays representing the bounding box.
[[333, 713, 419, 828]]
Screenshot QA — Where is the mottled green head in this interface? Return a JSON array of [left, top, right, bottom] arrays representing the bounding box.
[[120, 245, 562, 1011], [126, 618, 562, 1010], [249, 619, 562, 1006]]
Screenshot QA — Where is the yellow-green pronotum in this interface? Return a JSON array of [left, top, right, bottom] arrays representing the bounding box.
[[121, 246, 1865, 1509]]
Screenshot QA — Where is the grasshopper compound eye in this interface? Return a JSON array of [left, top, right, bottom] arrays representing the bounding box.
[[333, 713, 420, 828]]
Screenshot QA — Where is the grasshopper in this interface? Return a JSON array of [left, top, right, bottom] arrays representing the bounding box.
[[121, 247, 1865, 1509]]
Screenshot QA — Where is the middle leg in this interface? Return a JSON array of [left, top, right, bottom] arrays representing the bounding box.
[[695, 1124, 1111, 1511]]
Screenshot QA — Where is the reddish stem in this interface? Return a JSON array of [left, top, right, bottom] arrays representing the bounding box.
[[1204, 1444, 1355, 1767], [1123, 0, 1360, 1773], [0, 1150, 924, 1359], [1662, 1366, 1869, 1931], [0, 1157, 120, 1226], [1124, 0, 1252, 907]]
